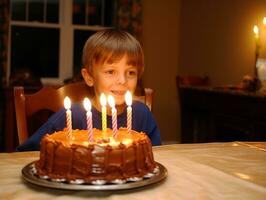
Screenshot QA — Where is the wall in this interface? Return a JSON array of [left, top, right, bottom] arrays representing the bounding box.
[[179, 0, 266, 86], [142, 0, 266, 143], [142, 0, 181, 143]]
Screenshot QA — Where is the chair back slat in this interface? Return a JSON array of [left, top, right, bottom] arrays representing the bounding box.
[[14, 87, 28, 144]]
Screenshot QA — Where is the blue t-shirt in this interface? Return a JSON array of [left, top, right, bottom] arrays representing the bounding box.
[[17, 101, 161, 151]]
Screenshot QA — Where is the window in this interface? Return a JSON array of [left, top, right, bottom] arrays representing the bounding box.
[[11, 26, 59, 78], [8, 0, 116, 85]]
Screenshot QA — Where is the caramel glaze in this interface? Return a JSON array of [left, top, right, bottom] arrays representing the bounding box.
[[35, 128, 156, 182]]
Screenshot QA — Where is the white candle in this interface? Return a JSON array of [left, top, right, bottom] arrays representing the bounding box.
[[253, 25, 260, 77], [125, 91, 132, 133], [108, 95, 117, 138], [83, 98, 93, 142], [253, 25, 259, 39], [100, 93, 107, 132], [64, 96, 72, 138]]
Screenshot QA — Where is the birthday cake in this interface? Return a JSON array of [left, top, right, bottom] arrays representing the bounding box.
[[34, 128, 158, 184]]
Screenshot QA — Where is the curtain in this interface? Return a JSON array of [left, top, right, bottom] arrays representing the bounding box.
[[0, 0, 9, 86], [117, 0, 142, 43], [0, 0, 9, 152]]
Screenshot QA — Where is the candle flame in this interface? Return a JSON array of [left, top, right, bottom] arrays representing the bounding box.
[[107, 95, 115, 108], [64, 96, 71, 109], [253, 25, 259, 35], [100, 93, 107, 106], [125, 91, 132, 106], [263, 17, 266, 26], [83, 97, 91, 111]]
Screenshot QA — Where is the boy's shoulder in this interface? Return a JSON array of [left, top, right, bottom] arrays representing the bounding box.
[[132, 100, 150, 113]]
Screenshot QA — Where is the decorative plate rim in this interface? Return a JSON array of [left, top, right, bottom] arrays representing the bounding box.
[[21, 161, 167, 191]]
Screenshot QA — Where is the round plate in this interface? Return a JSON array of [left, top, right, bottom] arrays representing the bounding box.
[[21, 161, 167, 191]]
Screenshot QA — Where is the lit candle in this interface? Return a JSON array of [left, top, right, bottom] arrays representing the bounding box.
[[253, 25, 260, 77], [108, 95, 117, 137], [253, 25, 259, 40], [263, 17, 266, 26], [64, 96, 72, 138], [125, 91, 132, 133], [100, 93, 107, 132], [83, 97, 93, 142]]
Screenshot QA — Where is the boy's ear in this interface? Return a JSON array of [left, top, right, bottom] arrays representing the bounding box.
[[81, 68, 94, 87]]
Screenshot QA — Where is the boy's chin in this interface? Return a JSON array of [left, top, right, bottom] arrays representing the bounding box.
[[115, 100, 126, 106], [112, 97, 125, 106]]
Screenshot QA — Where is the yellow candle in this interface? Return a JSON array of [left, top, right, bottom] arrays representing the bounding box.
[[100, 93, 107, 132], [125, 91, 132, 133], [64, 96, 72, 138]]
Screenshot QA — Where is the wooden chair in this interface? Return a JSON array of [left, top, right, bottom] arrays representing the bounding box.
[[14, 82, 153, 145]]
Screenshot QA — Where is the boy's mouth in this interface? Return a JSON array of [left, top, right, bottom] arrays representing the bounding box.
[[110, 90, 126, 97]]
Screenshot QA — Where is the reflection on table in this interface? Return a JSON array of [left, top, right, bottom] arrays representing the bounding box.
[[0, 142, 266, 199]]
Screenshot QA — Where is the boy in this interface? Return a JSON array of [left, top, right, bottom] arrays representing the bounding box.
[[17, 29, 161, 151]]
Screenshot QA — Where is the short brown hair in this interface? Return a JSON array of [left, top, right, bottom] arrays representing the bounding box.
[[82, 29, 144, 78]]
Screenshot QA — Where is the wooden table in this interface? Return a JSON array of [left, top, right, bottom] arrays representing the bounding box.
[[0, 142, 266, 199]]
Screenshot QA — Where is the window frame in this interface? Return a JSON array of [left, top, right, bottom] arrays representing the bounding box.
[[7, 0, 111, 85]]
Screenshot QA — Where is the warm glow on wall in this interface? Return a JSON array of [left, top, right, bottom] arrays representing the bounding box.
[[263, 17, 266, 26]]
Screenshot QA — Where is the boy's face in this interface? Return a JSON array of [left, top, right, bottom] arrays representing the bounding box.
[[83, 55, 138, 108]]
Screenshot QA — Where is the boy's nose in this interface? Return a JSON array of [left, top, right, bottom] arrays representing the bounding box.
[[117, 73, 126, 84]]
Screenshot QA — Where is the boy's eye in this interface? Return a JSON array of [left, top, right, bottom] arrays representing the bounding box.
[[105, 70, 115, 75], [127, 70, 137, 76]]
